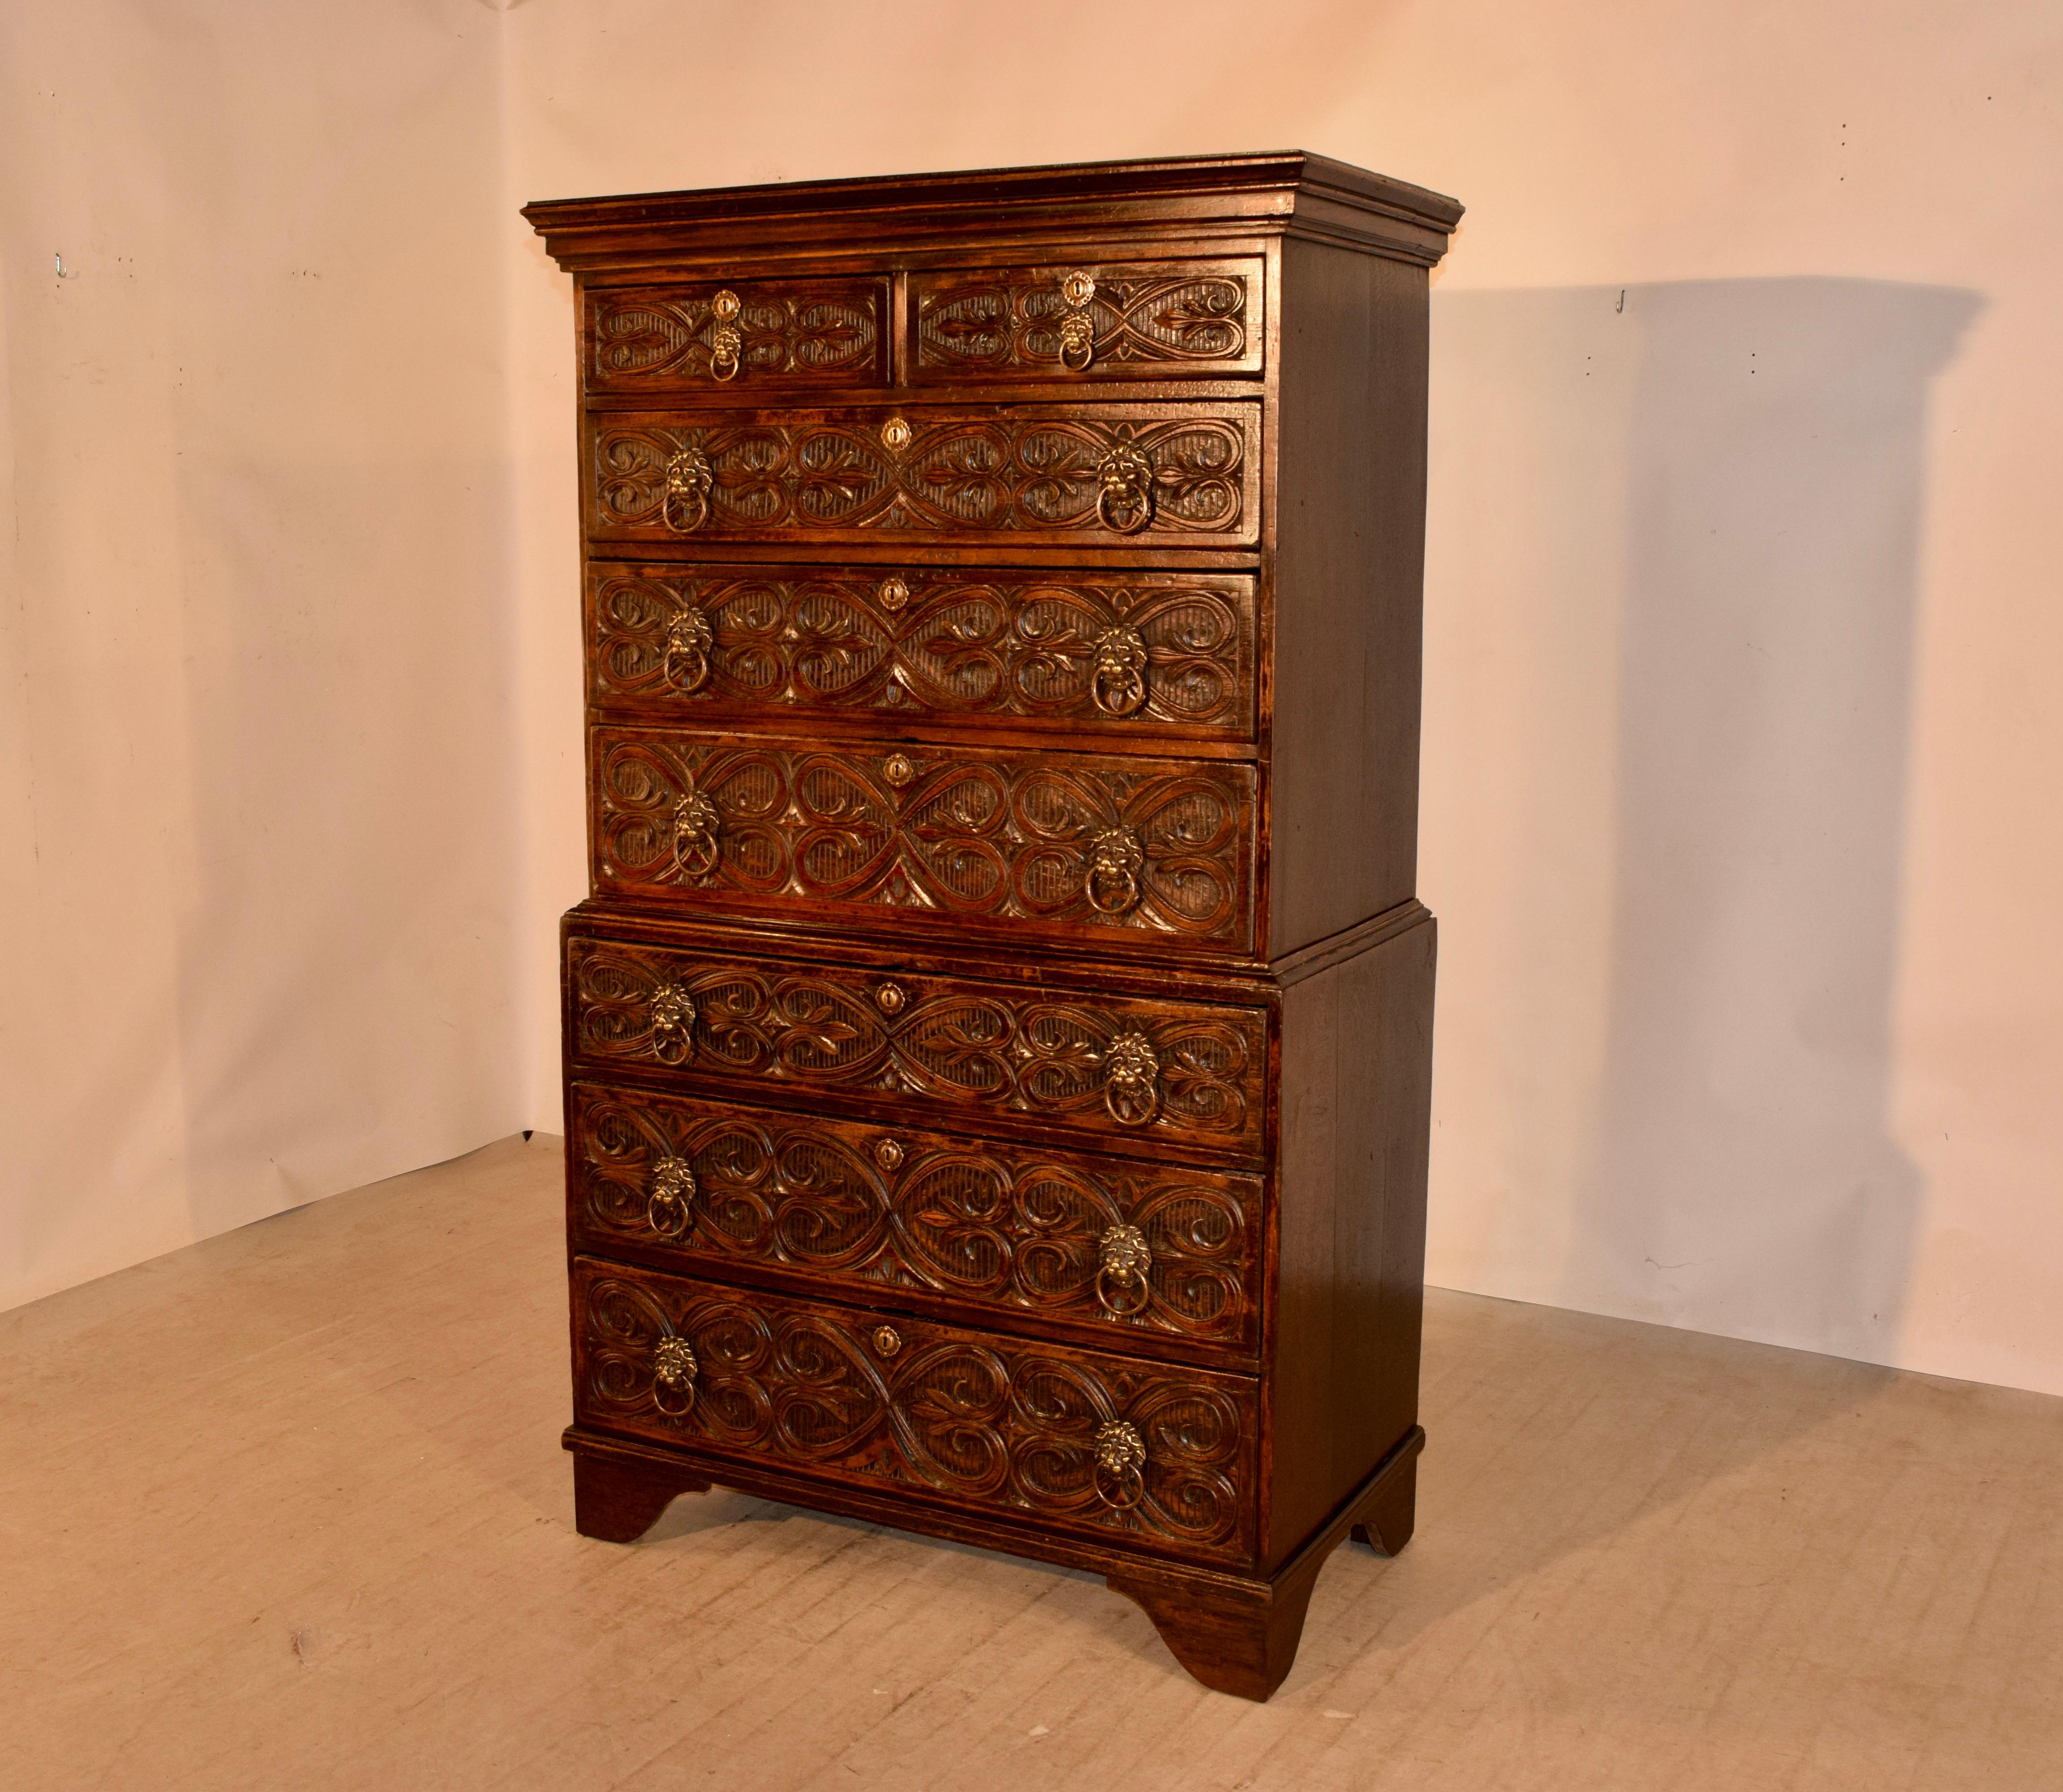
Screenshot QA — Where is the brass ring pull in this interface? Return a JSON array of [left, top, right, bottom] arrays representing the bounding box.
[[663, 609, 713, 693], [1057, 310, 1094, 372], [648, 980, 697, 1066], [661, 446, 713, 533], [645, 1156, 696, 1239], [651, 1335, 699, 1417], [1103, 1029, 1161, 1126], [1095, 1223, 1152, 1317], [1090, 624, 1148, 718], [671, 786, 720, 883], [1093, 1419, 1147, 1509], [1095, 443, 1154, 534], [1087, 826, 1144, 915], [708, 291, 743, 382]]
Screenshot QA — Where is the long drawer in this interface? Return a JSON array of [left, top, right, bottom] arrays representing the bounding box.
[[571, 1254, 1260, 1566], [567, 1080, 1263, 1361], [584, 402, 1260, 547], [586, 562, 1258, 742], [589, 725, 1257, 953], [563, 929, 1270, 1163]]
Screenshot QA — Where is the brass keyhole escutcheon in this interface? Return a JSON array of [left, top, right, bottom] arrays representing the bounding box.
[[873, 1326, 902, 1357], [876, 982, 907, 1014], [883, 752, 917, 788], [881, 415, 913, 452], [875, 1138, 905, 1172], [877, 575, 909, 612]]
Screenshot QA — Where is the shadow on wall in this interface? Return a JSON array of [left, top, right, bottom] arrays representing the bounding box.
[[1424, 279, 1980, 1365]]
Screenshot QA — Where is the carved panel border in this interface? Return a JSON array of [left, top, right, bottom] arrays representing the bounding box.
[[587, 406, 1258, 543], [586, 565, 1257, 736], [587, 279, 885, 390], [590, 728, 1256, 949], [565, 935, 1268, 1155], [573, 1258, 1257, 1563], [913, 260, 1260, 379], [569, 1081, 1260, 1351]]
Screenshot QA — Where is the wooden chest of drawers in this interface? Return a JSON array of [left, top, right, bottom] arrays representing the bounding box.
[[526, 152, 1461, 1701]]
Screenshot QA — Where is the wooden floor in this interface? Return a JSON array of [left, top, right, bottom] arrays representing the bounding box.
[[5, 1137, 2062, 1789]]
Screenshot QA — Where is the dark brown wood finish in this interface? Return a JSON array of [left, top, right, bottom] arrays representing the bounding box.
[[531, 152, 1458, 1702]]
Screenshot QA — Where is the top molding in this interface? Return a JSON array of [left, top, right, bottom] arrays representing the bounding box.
[[523, 151, 1465, 271]]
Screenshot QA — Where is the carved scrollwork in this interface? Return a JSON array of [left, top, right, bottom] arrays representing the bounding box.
[[575, 1262, 1254, 1558], [589, 568, 1252, 732], [570, 1083, 1258, 1341], [591, 410, 1251, 539], [591, 731, 1254, 947], [569, 944, 1263, 1152], [916, 266, 1252, 374], [589, 280, 880, 387]]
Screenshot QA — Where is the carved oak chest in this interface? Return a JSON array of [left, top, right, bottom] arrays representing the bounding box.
[[525, 153, 1460, 1701]]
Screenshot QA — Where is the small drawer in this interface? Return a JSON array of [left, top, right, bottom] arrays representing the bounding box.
[[568, 1081, 1263, 1361], [589, 725, 1258, 954], [563, 929, 1270, 1162], [910, 258, 1263, 382], [585, 276, 889, 394], [585, 402, 1259, 547], [586, 563, 1258, 741], [571, 1254, 1260, 1566]]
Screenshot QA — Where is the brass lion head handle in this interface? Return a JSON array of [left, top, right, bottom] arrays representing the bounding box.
[[1087, 826, 1144, 916], [1093, 1419, 1148, 1509], [1102, 1029, 1161, 1126], [708, 289, 743, 382], [1095, 1223, 1152, 1317], [661, 445, 713, 532], [651, 1334, 699, 1417], [647, 980, 697, 1066], [1090, 624, 1148, 718], [646, 1155, 696, 1239], [671, 784, 721, 883], [663, 607, 714, 693], [1096, 443, 1154, 534]]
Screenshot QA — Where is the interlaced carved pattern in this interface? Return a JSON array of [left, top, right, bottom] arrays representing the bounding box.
[[589, 280, 881, 386], [570, 1083, 1257, 1345], [591, 410, 1252, 538], [576, 1262, 1254, 1560], [588, 568, 1253, 732], [591, 731, 1254, 947], [916, 268, 1252, 373], [568, 938, 1265, 1154]]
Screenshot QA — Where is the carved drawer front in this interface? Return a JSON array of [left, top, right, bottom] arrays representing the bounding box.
[[572, 1254, 1260, 1566], [569, 1081, 1263, 1359], [591, 726, 1257, 952], [586, 402, 1259, 546], [585, 276, 888, 393], [564, 932, 1269, 1161], [587, 564, 1258, 740], [911, 258, 1262, 382]]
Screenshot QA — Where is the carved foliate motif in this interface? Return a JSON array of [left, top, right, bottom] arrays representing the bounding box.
[[589, 280, 881, 387], [591, 410, 1252, 539], [570, 1083, 1258, 1345], [567, 939, 1266, 1154], [915, 265, 1253, 375], [588, 569, 1253, 733], [575, 1262, 1255, 1560], [590, 731, 1254, 948]]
